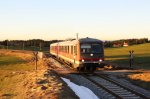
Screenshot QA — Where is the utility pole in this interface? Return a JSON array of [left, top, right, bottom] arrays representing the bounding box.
[[76, 33, 79, 40], [39, 42, 42, 51], [23, 42, 25, 50], [7, 40, 8, 50]]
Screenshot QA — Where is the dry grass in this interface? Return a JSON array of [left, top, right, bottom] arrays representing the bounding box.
[[0, 49, 78, 99], [0, 50, 35, 98], [0, 49, 33, 60], [127, 72, 150, 91], [128, 73, 150, 82]]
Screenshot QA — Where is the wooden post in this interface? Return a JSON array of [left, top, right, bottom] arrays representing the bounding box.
[[129, 50, 134, 68], [33, 51, 38, 70]]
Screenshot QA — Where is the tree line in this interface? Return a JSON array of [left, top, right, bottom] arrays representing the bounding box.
[[0, 38, 149, 50], [104, 38, 149, 47], [0, 39, 61, 51]]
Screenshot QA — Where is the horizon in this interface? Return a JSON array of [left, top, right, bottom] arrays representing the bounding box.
[[0, 37, 149, 42], [0, 0, 150, 40]]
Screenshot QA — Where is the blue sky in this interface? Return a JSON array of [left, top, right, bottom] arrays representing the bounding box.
[[0, 0, 150, 40]]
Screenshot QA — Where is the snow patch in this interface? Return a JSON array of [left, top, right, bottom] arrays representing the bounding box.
[[61, 77, 99, 99]]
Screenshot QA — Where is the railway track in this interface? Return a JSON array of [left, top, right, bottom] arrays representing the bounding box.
[[46, 54, 150, 99], [82, 73, 150, 99], [48, 54, 73, 69]]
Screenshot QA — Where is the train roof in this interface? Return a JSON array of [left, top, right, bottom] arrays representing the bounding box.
[[50, 40, 78, 46], [50, 37, 103, 46], [79, 37, 103, 43]]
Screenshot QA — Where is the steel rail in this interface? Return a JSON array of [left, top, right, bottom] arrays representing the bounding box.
[[82, 74, 123, 99], [94, 73, 150, 99]]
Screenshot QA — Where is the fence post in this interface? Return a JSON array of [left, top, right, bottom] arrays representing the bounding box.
[[33, 51, 38, 70], [129, 50, 134, 68]]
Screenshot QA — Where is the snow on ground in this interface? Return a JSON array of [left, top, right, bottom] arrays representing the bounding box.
[[61, 77, 99, 99]]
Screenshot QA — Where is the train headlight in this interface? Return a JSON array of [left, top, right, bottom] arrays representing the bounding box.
[[82, 59, 85, 62], [99, 59, 102, 62]]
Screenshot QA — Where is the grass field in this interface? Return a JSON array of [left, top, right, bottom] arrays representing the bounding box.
[[0, 55, 34, 71], [1, 43, 150, 70], [105, 43, 150, 69], [0, 54, 34, 78], [0, 54, 34, 97], [0, 45, 49, 52]]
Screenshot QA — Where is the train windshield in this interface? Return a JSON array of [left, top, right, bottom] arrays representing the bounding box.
[[80, 44, 102, 53]]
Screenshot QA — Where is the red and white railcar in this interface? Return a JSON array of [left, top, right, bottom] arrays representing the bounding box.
[[50, 37, 104, 71]]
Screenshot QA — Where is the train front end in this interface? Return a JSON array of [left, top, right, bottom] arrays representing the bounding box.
[[78, 38, 104, 71]]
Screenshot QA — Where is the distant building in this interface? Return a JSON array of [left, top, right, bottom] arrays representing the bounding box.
[[123, 41, 129, 47], [113, 43, 122, 47]]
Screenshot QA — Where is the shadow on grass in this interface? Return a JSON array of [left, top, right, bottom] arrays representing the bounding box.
[[118, 72, 150, 92], [129, 79, 150, 91], [0, 56, 26, 66], [2, 93, 16, 97], [105, 55, 150, 69], [1, 46, 49, 52], [105, 55, 129, 58]]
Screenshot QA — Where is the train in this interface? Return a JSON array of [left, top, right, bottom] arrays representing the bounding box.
[[50, 37, 104, 72]]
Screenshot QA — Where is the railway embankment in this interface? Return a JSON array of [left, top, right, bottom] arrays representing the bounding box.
[[0, 49, 78, 99]]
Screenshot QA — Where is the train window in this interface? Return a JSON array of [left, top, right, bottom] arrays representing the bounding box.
[[80, 44, 91, 53], [64, 46, 65, 52], [91, 44, 102, 53], [65, 46, 67, 53], [66, 46, 67, 52], [60, 46, 61, 52], [71, 46, 73, 54], [74, 46, 77, 55], [81, 44, 91, 49], [67, 46, 68, 53], [68, 46, 69, 53], [65, 46, 67, 52], [80, 44, 102, 53]]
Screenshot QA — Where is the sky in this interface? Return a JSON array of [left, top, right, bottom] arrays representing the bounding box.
[[0, 0, 150, 40]]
